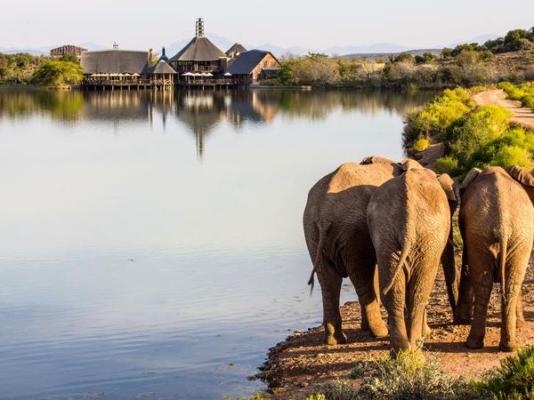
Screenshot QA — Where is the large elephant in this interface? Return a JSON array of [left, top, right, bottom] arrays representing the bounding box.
[[367, 167, 457, 352], [457, 166, 533, 352], [303, 156, 458, 346]]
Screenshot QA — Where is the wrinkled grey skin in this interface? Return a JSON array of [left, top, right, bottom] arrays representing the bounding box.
[[457, 166, 534, 352], [303, 157, 458, 346], [367, 167, 456, 352]]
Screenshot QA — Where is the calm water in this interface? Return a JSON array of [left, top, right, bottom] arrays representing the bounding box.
[[0, 88, 432, 400]]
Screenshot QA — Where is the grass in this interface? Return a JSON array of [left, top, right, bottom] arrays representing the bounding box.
[[308, 348, 534, 400]]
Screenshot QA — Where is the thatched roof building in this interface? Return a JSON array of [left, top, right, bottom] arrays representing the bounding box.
[[226, 43, 247, 59], [228, 50, 281, 83], [81, 49, 151, 75]]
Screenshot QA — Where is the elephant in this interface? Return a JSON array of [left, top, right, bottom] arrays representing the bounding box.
[[457, 166, 533, 352], [367, 167, 457, 352], [303, 156, 459, 346]]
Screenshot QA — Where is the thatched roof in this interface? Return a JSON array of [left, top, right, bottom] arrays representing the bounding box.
[[81, 50, 149, 74], [226, 43, 247, 58], [169, 37, 226, 62], [228, 50, 279, 75], [151, 59, 177, 74]]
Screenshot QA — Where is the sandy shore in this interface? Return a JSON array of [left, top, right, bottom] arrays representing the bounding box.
[[257, 259, 534, 399]]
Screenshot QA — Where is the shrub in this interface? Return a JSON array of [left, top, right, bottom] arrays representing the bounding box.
[[31, 60, 83, 86], [476, 346, 534, 399], [413, 137, 430, 152], [449, 105, 512, 165], [435, 156, 460, 175]]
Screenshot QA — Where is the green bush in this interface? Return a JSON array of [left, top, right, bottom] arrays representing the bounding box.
[[31, 60, 83, 86], [476, 346, 534, 399], [435, 156, 460, 175], [413, 137, 430, 152], [403, 88, 476, 142], [449, 105, 512, 165]]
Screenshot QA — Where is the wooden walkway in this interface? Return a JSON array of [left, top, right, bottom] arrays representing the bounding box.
[[473, 89, 534, 129]]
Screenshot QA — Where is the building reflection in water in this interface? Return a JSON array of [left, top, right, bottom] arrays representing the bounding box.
[[0, 88, 435, 157]]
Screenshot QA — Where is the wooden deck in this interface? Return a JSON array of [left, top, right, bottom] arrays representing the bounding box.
[[83, 79, 174, 90], [83, 78, 239, 90]]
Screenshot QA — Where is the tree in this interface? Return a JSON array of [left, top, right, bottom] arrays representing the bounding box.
[[31, 60, 84, 86]]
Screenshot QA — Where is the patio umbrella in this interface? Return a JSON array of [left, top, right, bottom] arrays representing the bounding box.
[[182, 72, 193, 77], [224, 72, 232, 77], [204, 72, 213, 77]]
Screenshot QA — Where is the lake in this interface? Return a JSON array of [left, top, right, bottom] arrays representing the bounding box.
[[0, 88, 433, 400]]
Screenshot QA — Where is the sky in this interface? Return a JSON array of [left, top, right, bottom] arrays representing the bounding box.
[[1, 0, 533, 50]]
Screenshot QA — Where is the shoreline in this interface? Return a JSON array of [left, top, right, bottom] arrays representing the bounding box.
[[257, 261, 534, 399]]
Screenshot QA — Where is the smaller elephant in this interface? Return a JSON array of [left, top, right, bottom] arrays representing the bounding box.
[[458, 166, 534, 352], [303, 157, 420, 346], [367, 167, 456, 352]]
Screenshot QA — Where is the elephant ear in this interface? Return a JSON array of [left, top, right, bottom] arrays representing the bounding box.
[[360, 156, 396, 165], [507, 166, 534, 188], [460, 168, 482, 196], [398, 158, 424, 171], [437, 173, 458, 204]]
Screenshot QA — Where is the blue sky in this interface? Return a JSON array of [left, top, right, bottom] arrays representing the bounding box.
[[3, 0, 533, 50]]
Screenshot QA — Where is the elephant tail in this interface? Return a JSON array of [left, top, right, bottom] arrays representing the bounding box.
[[308, 223, 331, 294], [498, 239, 508, 300], [383, 242, 411, 295]]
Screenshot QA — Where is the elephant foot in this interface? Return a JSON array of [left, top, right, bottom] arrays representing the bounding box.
[[324, 331, 347, 346], [499, 342, 517, 353], [466, 335, 484, 349], [368, 320, 389, 338]]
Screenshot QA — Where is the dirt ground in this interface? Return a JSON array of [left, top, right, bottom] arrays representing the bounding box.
[[257, 259, 534, 399], [473, 89, 534, 129]]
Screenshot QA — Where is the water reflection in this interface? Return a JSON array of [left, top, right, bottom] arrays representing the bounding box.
[[0, 87, 433, 400], [0, 88, 433, 158]]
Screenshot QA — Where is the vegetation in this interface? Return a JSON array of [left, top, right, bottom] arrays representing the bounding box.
[[0, 52, 82, 87], [306, 347, 534, 400], [277, 27, 533, 89], [475, 346, 534, 399], [31, 60, 83, 86], [404, 86, 534, 177], [499, 82, 534, 111]]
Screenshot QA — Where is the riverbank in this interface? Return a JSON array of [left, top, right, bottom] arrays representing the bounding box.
[[257, 261, 534, 399]]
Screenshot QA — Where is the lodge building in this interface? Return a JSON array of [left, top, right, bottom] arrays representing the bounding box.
[[80, 18, 280, 89]]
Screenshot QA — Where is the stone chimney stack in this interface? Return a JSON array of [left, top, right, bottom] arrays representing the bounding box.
[[148, 48, 153, 63]]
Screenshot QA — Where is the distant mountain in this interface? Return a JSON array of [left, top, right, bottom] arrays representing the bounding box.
[[0, 42, 106, 55]]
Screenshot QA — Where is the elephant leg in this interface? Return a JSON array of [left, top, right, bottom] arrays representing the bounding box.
[[347, 256, 388, 338], [378, 254, 409, 353], [500, 247, 529, 352], [456, 262, 474, 324], [407, 256, 440, 350], [516, 290, 525, 329], [441, 235, 460, 320], [317, 258, 346, 346], [466, 253, 493, 349]]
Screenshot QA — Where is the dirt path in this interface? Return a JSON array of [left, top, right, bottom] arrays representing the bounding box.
[[258, 261, 534, 399], [473, 89, 534, 129]]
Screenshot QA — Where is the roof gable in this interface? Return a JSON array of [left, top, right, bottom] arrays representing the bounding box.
[[226, 43, 247, 57], [227, 50, 279, 75], [151, 59, 177, 74], [169, 37, 226, 62]]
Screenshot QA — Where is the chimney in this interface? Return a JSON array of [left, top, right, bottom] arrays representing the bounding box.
[[196, 18, 205, 38], [113, 42, 119, 50], [148, 48, 153, 63], [162, 47, 166, 58]]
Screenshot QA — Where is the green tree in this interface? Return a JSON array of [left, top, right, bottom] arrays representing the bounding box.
[[31, 60, 84, 86]]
